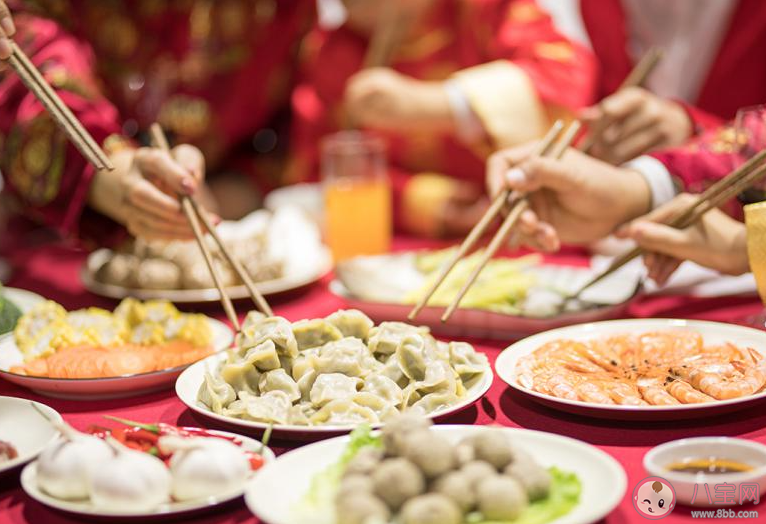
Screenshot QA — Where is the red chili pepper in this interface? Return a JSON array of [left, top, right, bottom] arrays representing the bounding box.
[[124, 440, 142, 451], [111, 427, 127, 444], [246, 452, 264, 471], [127, 428, 160, 444]]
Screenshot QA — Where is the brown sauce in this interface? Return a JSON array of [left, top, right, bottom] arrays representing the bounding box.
[[666, 458, 753, 474]]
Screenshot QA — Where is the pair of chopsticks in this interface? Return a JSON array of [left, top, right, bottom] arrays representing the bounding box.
[[567, 149, 766, 300], [6, 41, 113, 171], [148, 124, 273, 331], [409, 119, 581, 323], [363, 2, 410, 69]]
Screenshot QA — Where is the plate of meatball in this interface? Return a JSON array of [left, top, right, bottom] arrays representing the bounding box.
[[244, 414, 626, 524]]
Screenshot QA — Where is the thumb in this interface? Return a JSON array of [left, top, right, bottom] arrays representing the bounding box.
[[171, 144, 205, 189]]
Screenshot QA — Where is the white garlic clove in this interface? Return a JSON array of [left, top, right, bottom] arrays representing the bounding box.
[[89, 441, 171, 511], [159, 436, 250, 501]]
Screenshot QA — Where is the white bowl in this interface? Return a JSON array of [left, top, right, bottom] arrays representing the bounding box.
[[644, 437, 766, 507]]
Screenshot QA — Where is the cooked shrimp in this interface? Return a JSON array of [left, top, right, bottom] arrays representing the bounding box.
[[637, 377, 680, 405], [574, 380, 615, 404], [597, 379, 647, 405], [544, 373, 580, 401], [673, 363, 754, 400], [577, 339, 622, 372], [730, 348, 766, 395], [667, 378, 715, 403]]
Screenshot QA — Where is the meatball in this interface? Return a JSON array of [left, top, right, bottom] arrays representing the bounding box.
[[336, 492, 390, 524], [337, 474, 374, 500], [381, 412, 432, 456], [400, 493, 462, 524], [401, 431, 456, 479], [504, 452, 552, 501], [371, 458, 425, 510], [460, 460, 497, 490], [455, 438, 475, 466], [344, 447, 384, 477], [96, 254, 140, 287], [472, 431, 514, 470], [432, 471, 475, 512], [136, 259, 182, 290], [476, 475, 528, 521]]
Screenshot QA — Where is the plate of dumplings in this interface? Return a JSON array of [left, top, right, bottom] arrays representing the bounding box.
[[175, 309, 493, 438], [82, 207, 332, 303]]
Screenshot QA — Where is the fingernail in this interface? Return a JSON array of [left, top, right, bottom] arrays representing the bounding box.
[[181, 178, 195, 195], [0, 39, 11, 59], [504, 167, 527, 186], [1, 17, 15, 36]]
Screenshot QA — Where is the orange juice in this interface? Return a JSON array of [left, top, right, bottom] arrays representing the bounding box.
[[325, 176, 392, 261]]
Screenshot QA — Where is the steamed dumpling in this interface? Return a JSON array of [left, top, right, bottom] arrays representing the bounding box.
[[326, 309, 374, 341], [292, 319, 343, 350]]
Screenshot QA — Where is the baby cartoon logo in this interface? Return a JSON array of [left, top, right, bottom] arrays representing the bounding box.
[[633, 476, 676, 519]]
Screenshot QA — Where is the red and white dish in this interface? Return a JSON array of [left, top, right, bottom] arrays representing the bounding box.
[[176, 350, 494, 440], [0, 318, 233, 400], [20, 429, 274, 519], [495, 319, 766, 420], [332, 253, 642, 340], [245, 425, 627, 524], [0, 396, 61, 475]]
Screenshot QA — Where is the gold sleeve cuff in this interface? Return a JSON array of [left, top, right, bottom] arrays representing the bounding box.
[[451, 60, 548, 149], [401, 173, 458, 237]]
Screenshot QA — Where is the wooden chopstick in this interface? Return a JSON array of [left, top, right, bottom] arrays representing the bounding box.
[[148, 124, 241, 332], [363, 2, 408, 69], [570, 150, 766, 297], [7, 42, 113, 171], [440, 121, 581, 322], [407, 120, 566, 321], [578, 47, 663, 153]]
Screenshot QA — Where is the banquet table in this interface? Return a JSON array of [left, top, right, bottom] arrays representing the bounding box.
[[1, 237, 765, 524]]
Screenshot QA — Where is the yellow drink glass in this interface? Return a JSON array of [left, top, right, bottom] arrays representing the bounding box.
[[321, 131, 392, 262]]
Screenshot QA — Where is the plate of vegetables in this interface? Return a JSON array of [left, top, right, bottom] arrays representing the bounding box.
[[245, 414, 626, 524], [21, 415, 274, 519], [332, 249, 641, 339]]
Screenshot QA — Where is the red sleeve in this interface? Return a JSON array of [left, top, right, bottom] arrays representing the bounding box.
[[0, 13, 123, 239], [488, 0, 597, 109], [676, 100, 726, 136]]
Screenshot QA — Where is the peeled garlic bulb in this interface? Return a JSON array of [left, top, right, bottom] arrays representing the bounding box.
[[89, 440, 171, 511], [159, 435, 250, 501], [37, 423, 112, 500]]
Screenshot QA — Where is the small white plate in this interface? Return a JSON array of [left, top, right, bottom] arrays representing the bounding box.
[[0, 318, 233, 400], [244, 425, 627, 524], [2, 287, 46, 313], [21, 429, 274, 519], [496, 319, 766, 420], [176, 351, 493, 439], [82, 247, 333, 303], [0, 396, 61, 475], [644, 437, 766, 507]]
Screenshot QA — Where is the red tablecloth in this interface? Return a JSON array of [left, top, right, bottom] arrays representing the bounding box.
[[1, 240, 765, 524]]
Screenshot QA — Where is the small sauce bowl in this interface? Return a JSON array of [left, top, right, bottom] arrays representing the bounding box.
[[644, 437, 766, 507]]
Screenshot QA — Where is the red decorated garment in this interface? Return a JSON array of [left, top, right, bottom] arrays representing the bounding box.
[[289, 0, 596, 236], [0, 0, 312, 240]]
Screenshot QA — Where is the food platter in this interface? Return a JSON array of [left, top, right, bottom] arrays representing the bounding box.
[[81, 207, 333, 303], [332, 252, 642, 339], [0, 317, 233, 400], [176, 350, 494, 439], [0, 396, 61, 475], [21, 429, 274, 519], [244, 425, 627, 524], [495, 319, 766, 420]]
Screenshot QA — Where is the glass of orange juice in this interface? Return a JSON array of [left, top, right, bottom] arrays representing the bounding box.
[[321, 131, 392, 262]]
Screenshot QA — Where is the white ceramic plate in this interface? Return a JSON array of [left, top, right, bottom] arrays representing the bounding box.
[[21, 429, 275, 519], [0, 396, 61, 475], [333, 253, 642, 340], [245, 425, 627, 524], [496, 319, 766, 420], [82, 247, 333, 303], [2, 287, 46, 313], [0, 318, 233, 400], [176, 351, 494, 439]]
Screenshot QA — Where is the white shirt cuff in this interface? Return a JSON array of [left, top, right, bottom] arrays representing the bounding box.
[[623, 155, 678, 209], [444, 80, 485, 144]]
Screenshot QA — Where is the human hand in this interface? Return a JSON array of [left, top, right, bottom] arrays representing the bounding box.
[[0, 1, 16, 59], [486, 143, 652, 251], [582, 87, 693, 164], [437, 186, 490, 238], [344, 67, 452, 133], [89, 144, 219, 240], [615, 193, 750, 285]]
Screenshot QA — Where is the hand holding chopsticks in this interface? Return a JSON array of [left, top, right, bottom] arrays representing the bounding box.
[[148, 124, 273, 332]]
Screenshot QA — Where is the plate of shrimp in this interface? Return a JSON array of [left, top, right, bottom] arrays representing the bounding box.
[[495, 319, 766, 420]]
